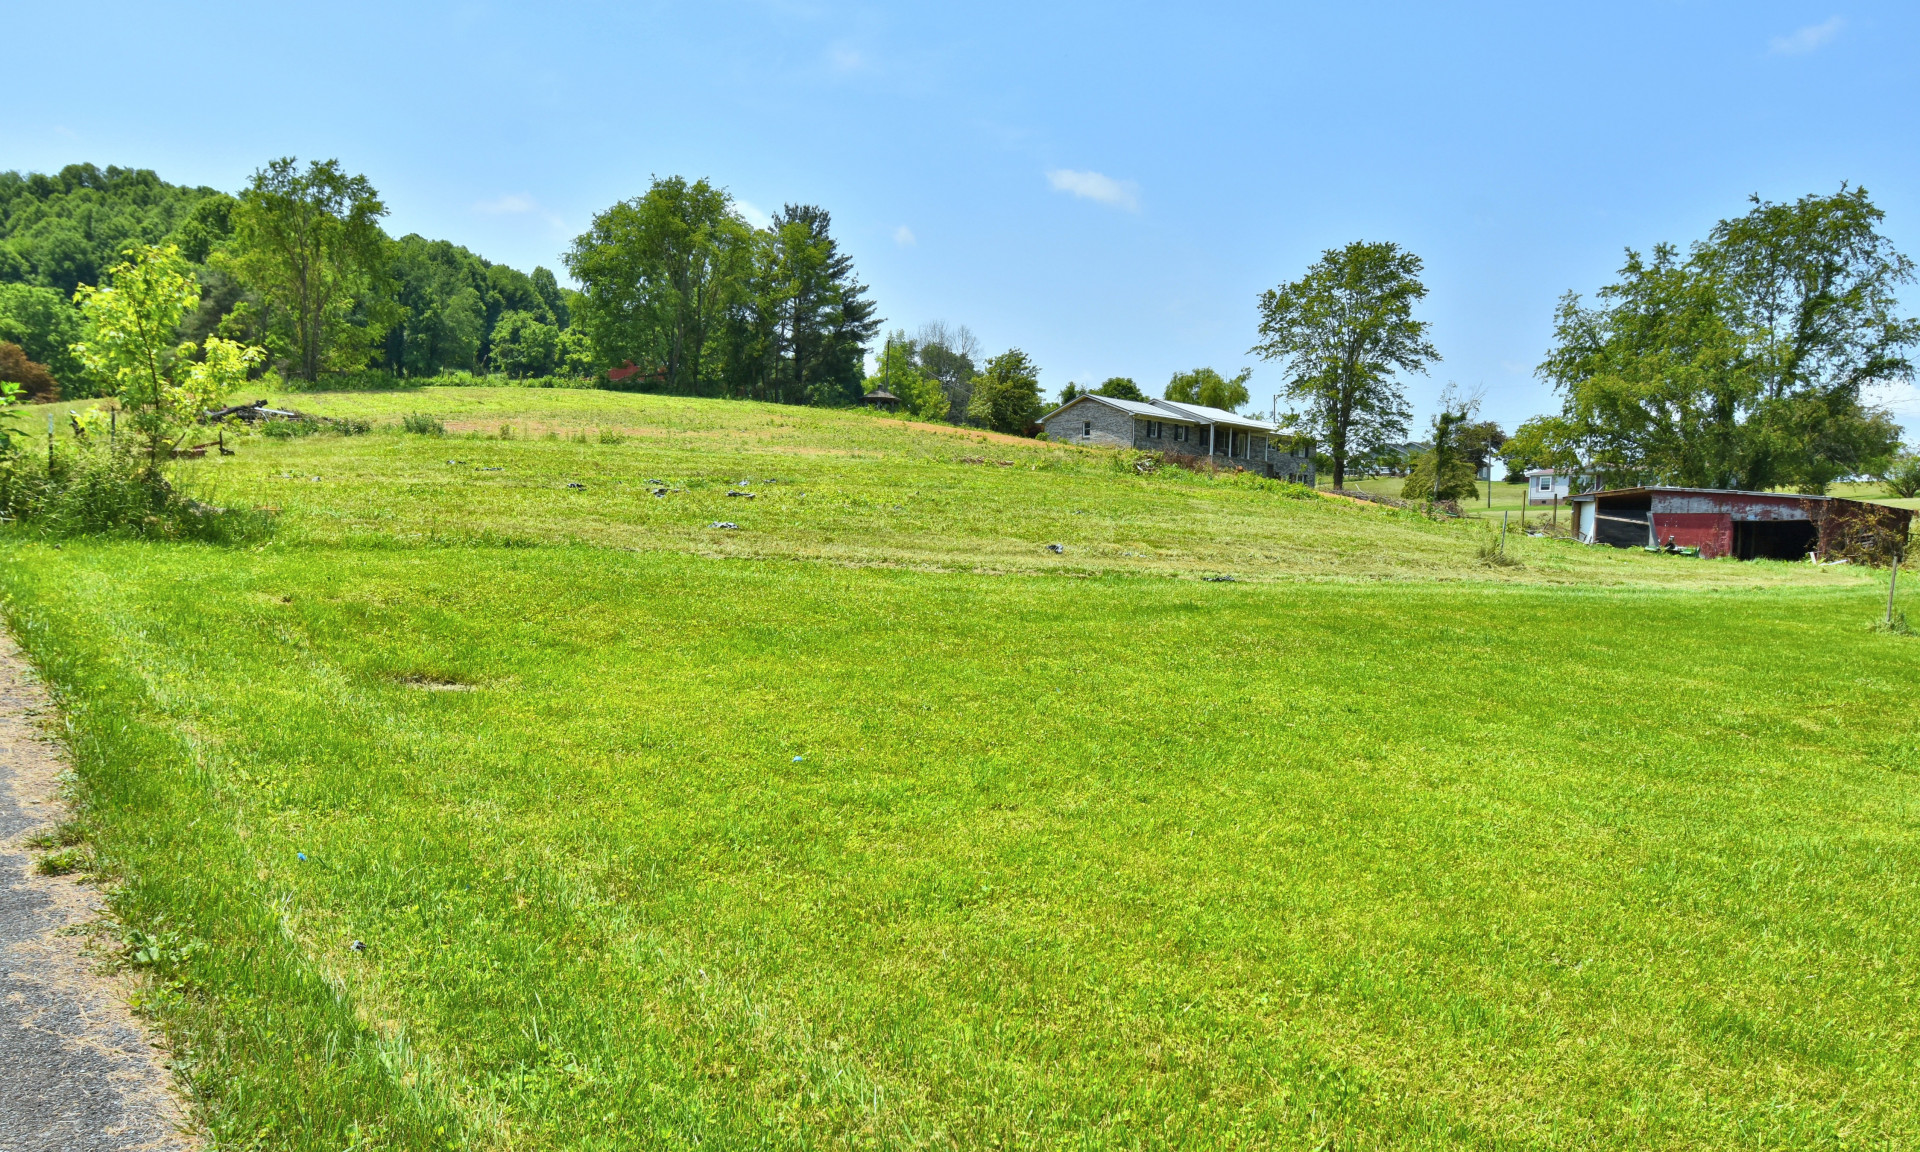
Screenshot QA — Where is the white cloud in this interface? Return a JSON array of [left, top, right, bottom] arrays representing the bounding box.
[[474, 193, 539, 215], [892, 224, 916, 246], [1045, 168, 1140, 212], [1770, 16, 1844, 56], [472, 193, 569, 232], [827, 43, 864, 72], [736, 199, 773, 229]]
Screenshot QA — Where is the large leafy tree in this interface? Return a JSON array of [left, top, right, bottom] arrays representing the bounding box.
[[966, 349, 1044, 433], [223, 158, 393, 381], [566, 176, 752, 394], [916, 321, 980, 422], [1165, 367, 1251, 411], [1538, 187, 1913, 492], [384, 235, 486, 375], [1251, 241, 1435, 488], [491, 310, 561, 379], [71, 245, 260, 476]]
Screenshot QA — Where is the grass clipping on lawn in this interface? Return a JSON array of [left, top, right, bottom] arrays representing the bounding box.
[[1, 387, 1916, 1150]]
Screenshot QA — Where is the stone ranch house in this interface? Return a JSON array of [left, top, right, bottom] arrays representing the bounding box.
[[1040, 395, 1316, 483]]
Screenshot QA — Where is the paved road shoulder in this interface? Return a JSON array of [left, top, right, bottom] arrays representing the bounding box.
[[0, 631, 197, 1152]]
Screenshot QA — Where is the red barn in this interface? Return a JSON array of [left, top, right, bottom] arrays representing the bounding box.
[[1569, 487, 1912, 562]]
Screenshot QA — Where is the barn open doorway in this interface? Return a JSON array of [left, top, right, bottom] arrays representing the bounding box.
[[1732, 520, 1817, 560]]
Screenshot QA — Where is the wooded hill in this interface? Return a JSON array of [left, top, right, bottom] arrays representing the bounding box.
[[0, 162, 582, 396]]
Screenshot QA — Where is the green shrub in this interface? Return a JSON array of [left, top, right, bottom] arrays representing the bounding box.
[[0, 443, 275, 544], [401, 413, 445, 436], [261, 417, 322, 439]]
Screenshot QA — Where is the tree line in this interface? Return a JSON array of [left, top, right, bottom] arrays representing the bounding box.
[[0, 162, 594, 395], [4, 164, 1911, 492], [1249, 186, 1916, 495]]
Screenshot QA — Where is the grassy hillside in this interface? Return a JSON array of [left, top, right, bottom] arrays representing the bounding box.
[[3, 389, 1916, 1150], [33, 386, 1879, 589]]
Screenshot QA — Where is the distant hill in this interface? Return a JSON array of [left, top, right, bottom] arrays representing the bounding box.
[[0, 164, 229, 295]]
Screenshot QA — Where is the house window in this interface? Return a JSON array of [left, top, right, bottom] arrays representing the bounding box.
[[1146, 421, 1163, 439], [1173, 424, 1187, 442], [1083, 421, 1091, 438]]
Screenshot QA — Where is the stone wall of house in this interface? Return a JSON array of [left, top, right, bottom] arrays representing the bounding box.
[[1042, 398, 1135, 448], [1043, 400, 1317, 484], [1132, 417, 1202, 454]]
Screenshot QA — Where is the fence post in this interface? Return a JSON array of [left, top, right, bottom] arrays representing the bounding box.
[[1890, 541, 1904, 627]]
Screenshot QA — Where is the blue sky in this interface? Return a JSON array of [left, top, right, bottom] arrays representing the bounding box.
[[7, 1, 1919, 436]]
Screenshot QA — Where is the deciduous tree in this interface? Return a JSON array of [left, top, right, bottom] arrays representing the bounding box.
[[0, 343, 57, 400], [1538, 187, 1914, 492], [72, 245, 260, 476], [567, 176, 753, 394], [1251, 241, 1435, 488], [966, 349, 1043, 433], [490, 310, 560, 378], [1402, 393, 1478, 502], [916, 321, 980, 422], [0, 283, 90, 393], [866, 332, 947, 421], [223, 158, 392, 381], [1164, 367, 1251, 411]]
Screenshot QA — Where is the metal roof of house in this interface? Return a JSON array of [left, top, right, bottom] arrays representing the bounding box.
[[1150, 399, 1290, 432], [1043, 394, 1168, 421], [1042, 393, 1292, 432]]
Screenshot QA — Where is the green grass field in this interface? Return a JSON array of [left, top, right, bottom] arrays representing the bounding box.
[[4, 389, 1918, 1150]]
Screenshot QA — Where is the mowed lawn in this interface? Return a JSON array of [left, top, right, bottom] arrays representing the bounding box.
[[36, 385, 1871, 589], [3, 390, 1918, 1150]]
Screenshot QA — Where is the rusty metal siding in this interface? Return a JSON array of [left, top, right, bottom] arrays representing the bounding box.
[[1649, 492, 1819, 521], [1649, 512, 1733, 557]]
